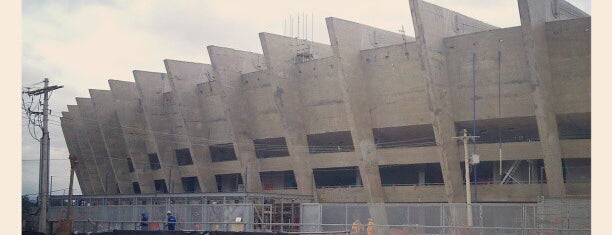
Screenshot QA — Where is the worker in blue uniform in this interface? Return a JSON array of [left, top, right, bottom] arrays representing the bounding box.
[[166, 211, 177, 231]]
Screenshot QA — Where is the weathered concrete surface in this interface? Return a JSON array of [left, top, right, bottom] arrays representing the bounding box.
[[295, 56, 349, 134], [207, 46, 266, 192], [360, 42, 430, 128], [547, 18, 591, 114], [75, 98, 120, 194], [134, 71, 206, 193], [64, 1, 590, 203], [409, 0, 497, 203], [90, 89, 134, 194], [109, 80, 158, 194], [164, 59, 220, 192], [444, 26, 534, 122], [60, 112, 94, 195], [259, 33, 333, 197], [67, 105, 106, 195], [517, 0, 589, 198], [326, 17, 406, 204]]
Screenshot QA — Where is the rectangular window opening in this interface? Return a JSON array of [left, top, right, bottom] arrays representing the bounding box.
[[154, 179, 168, 193], [307, 131, 355, 154], [254, 137, 290, 159], [175, 148, 194, 166], [148, 153, 161, 170], [562, 158, 590, 183], [455, 116, 540, 144], [557, 113, 591, 140], [379, 165, 419, 186], [260, 171, 297, 190], [314, 166, 362, 188], [461, 159, 547, 184], [132, 182, 141, 194], [127, 158, 135, 173], [214, 173, 243, 192], [209, 143, 238, 162], [181, 176, 201, 193]]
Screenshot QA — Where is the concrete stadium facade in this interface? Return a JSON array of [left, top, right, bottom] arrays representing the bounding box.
[[60, 0, 591, 203]]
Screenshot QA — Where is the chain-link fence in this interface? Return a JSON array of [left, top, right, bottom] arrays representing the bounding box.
[[47, 195, 589, 234], [301, 201, 590, 235], [49, 203, 267, 233]]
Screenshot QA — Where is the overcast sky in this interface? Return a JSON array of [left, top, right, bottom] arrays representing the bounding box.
[[21, 0, 591, 196]]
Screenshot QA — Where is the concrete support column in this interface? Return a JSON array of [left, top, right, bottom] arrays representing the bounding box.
[[67, 105, 105, 195], [259, 33, 329, 197], [60, 113, 94, 195], [409, 0, 497, 203], [164, 60, 221, 193], [90, 89, 134, 194], [134, 71, 191, 193], [207, 46, 264, 193], [75, 98, 120, 194], [516, 0, 584, 198], [109, 80, 159, 194], [326, 17, 391, 204]]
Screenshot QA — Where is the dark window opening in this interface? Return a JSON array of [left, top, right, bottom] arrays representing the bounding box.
[[148, 153, 161, 170], [127, 158, 135, 172], [132, 182, 141, 194], [379, 165, 419, 186], [379, 163, 444, 186], [562, 158, 590, 183], [181, 176, 201, 193], [307, 131, 355, 154], [424, 163, 444, 184], [215, 173, 243, 192], [154, 179, 168, 193], [557, 113, 590, 140], [209, 143, 238, 162], [254, 137, 290, 159], [314, 166, 362, 188], [455, 116, 540, 144], [373, 125, 436, 149], [260, 171, 297, 190], [461, 159, 546, 184], [175, 148, 194, 166]]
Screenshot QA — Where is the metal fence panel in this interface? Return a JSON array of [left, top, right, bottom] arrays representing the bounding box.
[[300, 203, 321, 232]]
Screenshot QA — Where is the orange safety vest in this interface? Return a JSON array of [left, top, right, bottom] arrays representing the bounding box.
[[351, 221, 363, 233], [367, 221, 375, 235]]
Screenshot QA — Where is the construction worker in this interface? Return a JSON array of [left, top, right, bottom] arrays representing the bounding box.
[[166, 211, 177, 231], [139, 213, 149, 231], [351, 219, 363, 234], [367, 218, 375, 235]]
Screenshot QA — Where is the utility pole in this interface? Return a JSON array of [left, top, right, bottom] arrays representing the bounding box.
[[452, 129, 479, 226], [23, 78, 63, 234]]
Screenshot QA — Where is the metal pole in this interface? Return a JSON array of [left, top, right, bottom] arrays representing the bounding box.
[[472, 52, 478, 202], [169, 168, 172, 194], [462, 129, 473, 226], [38, 78, 50, 234]]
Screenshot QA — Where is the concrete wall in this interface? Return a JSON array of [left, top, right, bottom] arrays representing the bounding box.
[[109, 79, 158, 194], [89, 89, 134, 194], [207, 46, 267, 192], [60, 112, 94, 195], [75, 98, 120, 194], [164, 60, 218, 192], [63, 0, 590, 203]]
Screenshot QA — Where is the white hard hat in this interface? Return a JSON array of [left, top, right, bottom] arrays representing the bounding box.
[[166, 211, 172, 214]]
